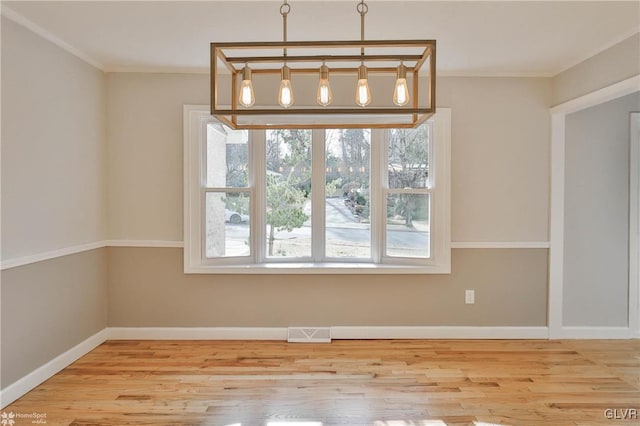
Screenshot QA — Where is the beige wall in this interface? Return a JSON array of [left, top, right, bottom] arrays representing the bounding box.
[[1, 18, 107, 389], [107, 72, 209, 241], [1, 17, 107, 260], [105, 73, 551, 327], [552, 33, 640, 106], [1, 249, 108, 388], [108, 247, 548, 327], [107, 73, 551, 243], [438, 77, 550, 242], [564, 92, 640, 327]]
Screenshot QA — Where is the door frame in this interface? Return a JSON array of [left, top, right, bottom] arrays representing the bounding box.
[[549, 75, 640, 339], [630, 112, 640, 337]]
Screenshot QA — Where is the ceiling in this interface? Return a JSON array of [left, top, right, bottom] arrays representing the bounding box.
[[2, 1, 639, 76]]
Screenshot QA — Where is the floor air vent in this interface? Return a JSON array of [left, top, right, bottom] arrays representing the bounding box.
[[287, 327, 331, 343]]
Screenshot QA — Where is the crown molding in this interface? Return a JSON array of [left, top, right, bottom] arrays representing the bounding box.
[[552, 29, 640, 77], [1, 5, 105, 71]]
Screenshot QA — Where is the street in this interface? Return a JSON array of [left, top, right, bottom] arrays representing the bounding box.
[[224, 197, 429, 255]]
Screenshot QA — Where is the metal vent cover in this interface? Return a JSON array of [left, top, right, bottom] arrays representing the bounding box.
[[287, 327, 332, 343]]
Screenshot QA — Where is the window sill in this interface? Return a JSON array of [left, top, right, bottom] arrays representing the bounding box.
[[185, 262, 451, 274]]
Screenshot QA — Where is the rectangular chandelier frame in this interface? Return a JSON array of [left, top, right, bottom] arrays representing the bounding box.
[[211, 39, 436, 129]]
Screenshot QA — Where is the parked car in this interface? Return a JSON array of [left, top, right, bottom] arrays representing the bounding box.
[[225, 209, 249, 224]]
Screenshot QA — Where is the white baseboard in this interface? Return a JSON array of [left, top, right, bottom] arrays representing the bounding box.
[[331, 326, 549, 339], [107, 327, 288, 340], [553, 326, 634, 339], [0, 328, 108, 409], [107, 326, 549, 340]]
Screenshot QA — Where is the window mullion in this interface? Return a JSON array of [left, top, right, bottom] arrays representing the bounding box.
[[385, 188, 431, 195], [370, 128, 386, 264], [312, 129, 326, 262], [200, 189, 206, 262], [253, 130, 266, 264]]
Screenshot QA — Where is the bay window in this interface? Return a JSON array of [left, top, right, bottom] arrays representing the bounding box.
[[184, 106, 450, 273]]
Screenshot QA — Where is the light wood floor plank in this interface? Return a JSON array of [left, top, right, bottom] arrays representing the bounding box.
[[4, 339, 640, 425]]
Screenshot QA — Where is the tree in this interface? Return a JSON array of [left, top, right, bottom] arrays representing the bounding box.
[[393, 194, 418, 227], [388, 127, 429, 227], [325, 129, 371, 219], [266, 174, 308, 256], [389, 127, 428, 188], [267, 129, 312, 179], [265, 130, 312, 256], [338, 129, 370, 187], [225, 143, 248, 187]]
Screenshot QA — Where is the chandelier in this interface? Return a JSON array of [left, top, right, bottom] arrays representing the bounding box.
[[210, 0, 436, 129]]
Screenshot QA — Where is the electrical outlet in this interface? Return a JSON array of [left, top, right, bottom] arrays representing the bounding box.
[[465, 290, 475, 304]]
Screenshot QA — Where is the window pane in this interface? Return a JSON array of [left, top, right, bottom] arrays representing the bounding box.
[[206, 124, 249, 188], [266, 130, 312, 258], [388, 125, 429, 189], [205, 192, 250, 258], [386, 193, 430, 258], [325, 129, 371, 258]]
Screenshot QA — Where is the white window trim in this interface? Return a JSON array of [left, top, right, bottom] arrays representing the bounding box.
[[184, 105, 451, 274]]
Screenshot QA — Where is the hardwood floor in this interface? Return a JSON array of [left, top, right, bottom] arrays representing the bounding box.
[[4, 339, 640, 425]]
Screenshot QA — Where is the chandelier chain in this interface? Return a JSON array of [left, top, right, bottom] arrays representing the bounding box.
[[357, 0, 368, 59], [281, 0, 290, 59]]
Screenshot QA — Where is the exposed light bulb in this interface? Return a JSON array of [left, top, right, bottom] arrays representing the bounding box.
[[393, 63, 410, 106], [278, 65, 294, 108], [316, 63, 333, 107], [238, 65, 255, 108], [393, 79, 409, 106], [279, 81, 293, 108], [355, 64, 371, 107]]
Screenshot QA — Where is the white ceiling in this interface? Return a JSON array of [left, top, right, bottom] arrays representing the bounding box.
[[2, 1, 639, 76]]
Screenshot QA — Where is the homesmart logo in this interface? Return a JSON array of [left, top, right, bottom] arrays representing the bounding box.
[[0, 412, 13, 426], [1, 412, 47, 425]]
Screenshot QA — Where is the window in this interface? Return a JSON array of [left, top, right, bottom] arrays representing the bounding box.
[[266, 130, 313, 259], [325, 129, 372, 259], [385, 126, 431, 259], [184, 106, 450, 273], [204, 125, 251, 260]]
